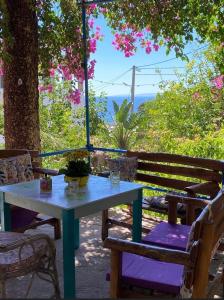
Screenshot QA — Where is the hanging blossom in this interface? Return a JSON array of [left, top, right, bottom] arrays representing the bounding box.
[[38, 84, 53, 93], [211, 75, 224, 90], [111, 24, 160, 57], [66, 89, 81, 105], [192, 91, 201, 100], [0, 60, 4, 76], [39, 11, 102, 105]]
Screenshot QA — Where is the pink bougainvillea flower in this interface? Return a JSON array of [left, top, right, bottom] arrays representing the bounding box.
[[38, 84, 53, 93], [88, 18, 94, 29], [153, 44, 159, 51], [38, 85, 46, 92], [67, 89, 81, 105], [49, 68, 55, 78], [89, 38, 97, 53], [60, 66, 73, 80], [192, 92, 201, 99], [89, 4, 97, 10], [88, 59, 96, 79], [86, 3, 97, 14], [212, 75, 224, 90], [135, 32, 144, 38], [145, 46, 152, 54], [99, 7, 108, 13], [0, 60, 4, 76], [47, 84, 53, 93]]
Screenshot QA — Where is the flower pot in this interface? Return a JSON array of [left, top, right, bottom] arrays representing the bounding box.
[[64, 175, 89, 187]]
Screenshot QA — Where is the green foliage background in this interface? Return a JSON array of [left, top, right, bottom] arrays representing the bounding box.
[[0, 47, 223, 168]]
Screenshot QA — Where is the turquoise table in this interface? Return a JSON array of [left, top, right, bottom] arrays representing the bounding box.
[[0, 175, 143, 299]]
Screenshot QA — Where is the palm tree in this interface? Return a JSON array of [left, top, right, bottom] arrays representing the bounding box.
[[109, 99, 140, 150]]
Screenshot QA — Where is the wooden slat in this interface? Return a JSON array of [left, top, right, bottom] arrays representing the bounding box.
[[137, 161, 222, 182], [136, 173, 197, 191], [127, 151, 224, 171]]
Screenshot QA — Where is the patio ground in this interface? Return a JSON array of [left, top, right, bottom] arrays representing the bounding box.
[[6, 209, 224, 298]]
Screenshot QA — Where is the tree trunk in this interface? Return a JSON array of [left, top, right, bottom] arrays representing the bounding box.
[[3, 0, 40, 151]]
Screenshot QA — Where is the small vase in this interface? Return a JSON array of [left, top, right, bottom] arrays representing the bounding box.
[[77, 176, 89, 187], [64, 175, 89, 187]]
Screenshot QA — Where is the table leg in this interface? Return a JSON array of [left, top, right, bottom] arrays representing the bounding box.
[[74, 218, 80, 250], [132, 189, 142, 242], [0, 192, 11, 231], [63, 209, 76, 299]]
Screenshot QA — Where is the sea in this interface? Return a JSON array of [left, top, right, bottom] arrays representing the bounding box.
[[97, 93, 156, 122]]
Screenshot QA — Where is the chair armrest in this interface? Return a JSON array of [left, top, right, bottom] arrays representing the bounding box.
[[166, 193, 209, 208], [166, 193, 209, 224], [104, 237, 192, 267], [32, 167, 59, 176], [184, 181, 220, 197]]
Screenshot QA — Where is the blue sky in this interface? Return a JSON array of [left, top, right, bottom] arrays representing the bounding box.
[[90, 15, 207, 96]]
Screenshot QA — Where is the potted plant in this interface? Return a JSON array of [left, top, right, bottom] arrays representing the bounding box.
[[59, 150, 91, 187]]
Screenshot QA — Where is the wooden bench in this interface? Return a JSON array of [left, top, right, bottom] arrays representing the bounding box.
[[0, 149, 61, 240], [102, 151, 224, 240], [104, 190, 224, 298]]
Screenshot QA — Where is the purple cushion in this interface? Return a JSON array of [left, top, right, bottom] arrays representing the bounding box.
[[142, 222, 190, 251], [107, 252, 183, 294], [11, 207, 38, 230]]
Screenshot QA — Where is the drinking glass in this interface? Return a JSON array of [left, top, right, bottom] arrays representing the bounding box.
[[110, 170, 120, 184]]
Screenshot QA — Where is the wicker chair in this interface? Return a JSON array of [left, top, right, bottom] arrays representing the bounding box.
[[0, 231, 60, 298]]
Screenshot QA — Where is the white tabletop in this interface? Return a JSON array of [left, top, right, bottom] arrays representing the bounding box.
[[0, 175, 143, 219]]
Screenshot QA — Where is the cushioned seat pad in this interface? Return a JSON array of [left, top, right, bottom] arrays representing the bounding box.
[[142, 221, 190, 251], [107, 252, 183, 294]]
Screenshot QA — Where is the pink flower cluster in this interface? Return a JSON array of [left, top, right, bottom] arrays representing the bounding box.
[[212, 75, 224, 90], [66, 89, 81, 105], [112, 33, 136, 57], [0, 60, 4, 76], [192, 92, 201, 100], [38, 84, 53, 93], [111, 26, 160, 57]]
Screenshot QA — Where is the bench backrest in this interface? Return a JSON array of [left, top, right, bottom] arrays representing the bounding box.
[[127, 151, 224, 197], [0, 149, 39, 166]]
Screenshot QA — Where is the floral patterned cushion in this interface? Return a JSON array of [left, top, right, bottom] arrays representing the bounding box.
[[0, 161, 9, 185], [0, 154, 34, 185], [107, 156, 138, 182], [15, 154, 34, 182]]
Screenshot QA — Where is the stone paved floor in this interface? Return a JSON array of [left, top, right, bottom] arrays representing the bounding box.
[[5, 210, 224, 298]]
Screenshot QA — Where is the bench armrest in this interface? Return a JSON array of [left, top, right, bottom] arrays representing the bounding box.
[[184, 181, 220, 198], [166, 193, 209, 208]]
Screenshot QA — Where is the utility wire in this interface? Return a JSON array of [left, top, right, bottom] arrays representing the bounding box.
[[136, 45, 208, 68], [137, 66, 186, 70], [136, 73, 180, 76], [92, 68, 131, 91], [93, 79, 161, 86]]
